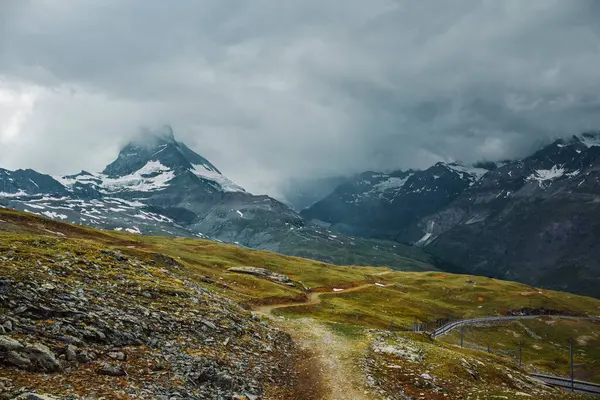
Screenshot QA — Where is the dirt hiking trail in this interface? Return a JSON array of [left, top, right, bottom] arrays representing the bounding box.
[[254, 280, 392, 400]]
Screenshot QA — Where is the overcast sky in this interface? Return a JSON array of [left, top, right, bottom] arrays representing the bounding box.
[[1, 0, 600, 197]]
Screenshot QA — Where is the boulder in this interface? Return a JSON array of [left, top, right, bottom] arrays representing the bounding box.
[[227, 267, 293, 285], [22, 343, 61, 372], [98, 362, 126, 377], [0, 336, 23, 352], [2, 320, 13, 332], [65, 344, 77, 362], [13, 393, 61, 400], [76, 350, 92, 364], [6, 351, 31, 369], [107, 351, 126, 361]]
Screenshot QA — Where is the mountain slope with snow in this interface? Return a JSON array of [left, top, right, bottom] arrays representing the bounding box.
[[412, 132, 600, 297], [301, 162, 486, 239], [300, 131, 600, 297], [0, 126, 437, 271]]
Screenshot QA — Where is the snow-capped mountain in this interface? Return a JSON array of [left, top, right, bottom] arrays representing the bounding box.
[[54, 126, 245, 198], [6, 125, 600, 296], [409, 132, 600, 297], [0, 126, 436, 270], [0, 126, 293, 237], [414, 132, 600, 245], [301, 162, 489, 239], [301, 132, 600, 297]]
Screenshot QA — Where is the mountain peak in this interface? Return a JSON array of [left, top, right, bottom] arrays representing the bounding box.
[[434, 162, 489, 180], [103, 126, 193, 177], [140, 125, 176, 145], [99, 126, 245, 193]]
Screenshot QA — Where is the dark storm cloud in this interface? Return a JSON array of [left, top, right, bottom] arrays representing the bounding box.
[[1, 0, 600, 196]]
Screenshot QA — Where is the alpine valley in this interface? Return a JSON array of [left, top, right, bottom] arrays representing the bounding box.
[[2, 126, 600, 399], [3, 127, 600, 298]]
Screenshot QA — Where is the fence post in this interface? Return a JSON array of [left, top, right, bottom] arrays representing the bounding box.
[[570, 338, 574, 392], [460, 325, 464, 348]]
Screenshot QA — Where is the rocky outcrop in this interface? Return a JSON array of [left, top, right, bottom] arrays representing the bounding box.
[[227, 267, 294, 286], [0, 342, 62, 372]]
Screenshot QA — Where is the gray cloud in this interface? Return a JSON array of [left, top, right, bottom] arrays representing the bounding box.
[[1, 0, 600, 197]]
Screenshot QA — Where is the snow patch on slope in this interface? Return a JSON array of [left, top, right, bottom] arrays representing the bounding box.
[[101, 161, 175, 192], [580, 133, 600, 148], [191, 163, 245, 193], [41, 211, 68, 220], [527, 166, 565, 187], [55, 173, 101, 188], [0, 190, 28, 198], [445, 164, 488, 182], [57, 161, 176, 193], [370, 174, 413, 195], [415, 221, 436, 246], [125, 226, 142, 234]]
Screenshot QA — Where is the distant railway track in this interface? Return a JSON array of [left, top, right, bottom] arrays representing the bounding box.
[[430, 315, 600, 396], [530, 373, 600, 396], [430, 315, 599, 339]]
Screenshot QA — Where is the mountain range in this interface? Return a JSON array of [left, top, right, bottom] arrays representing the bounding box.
[[0, 126, 434, 271], [302, 132, 600, 297], [3, 126, 600, 297]]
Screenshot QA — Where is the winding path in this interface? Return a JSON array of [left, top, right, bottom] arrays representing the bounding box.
[[252, 280, 392, 400], [253, 282, 392, 317], [253, 275, 600, 399]]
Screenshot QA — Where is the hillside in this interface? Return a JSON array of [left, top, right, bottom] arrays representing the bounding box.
[[1, 207, 599, 399]]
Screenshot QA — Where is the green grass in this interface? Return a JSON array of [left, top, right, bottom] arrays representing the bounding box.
[[2, 206, 599, 389], [2, 206, 599, 320], [276, 272, 600, 328], [368, 331, 590, 399], [440, 318, 600, 383], [279, 233, 438, 271], [324, 322, 367, 340]]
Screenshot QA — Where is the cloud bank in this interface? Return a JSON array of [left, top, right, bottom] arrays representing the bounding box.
[[1, 0, 600, 196]]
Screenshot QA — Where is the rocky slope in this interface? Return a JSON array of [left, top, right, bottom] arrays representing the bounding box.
[[0, 229, 304, 399], [0, 126, 436, 272]]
